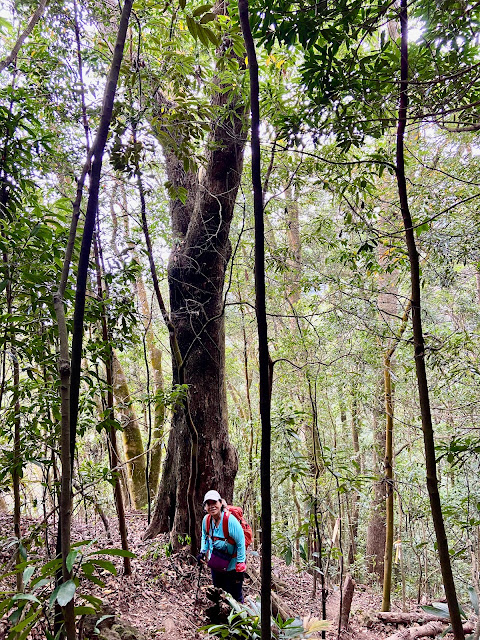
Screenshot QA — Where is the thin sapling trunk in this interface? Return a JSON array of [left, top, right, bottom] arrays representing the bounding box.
[[238, 2, 272, 638], [396, 1, 464, 637]]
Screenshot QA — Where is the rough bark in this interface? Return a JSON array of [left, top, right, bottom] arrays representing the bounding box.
[[144, 29, 246, 546], [112, 353, 147, 509], [340, 574, 355, 630]]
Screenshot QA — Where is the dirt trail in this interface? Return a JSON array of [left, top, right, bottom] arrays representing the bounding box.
[[0, 513, 467, 639]]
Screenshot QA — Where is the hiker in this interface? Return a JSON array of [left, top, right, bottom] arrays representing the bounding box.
[[197, 490, 246, 603]]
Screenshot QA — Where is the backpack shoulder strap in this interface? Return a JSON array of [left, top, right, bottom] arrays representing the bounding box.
[[222, 510, 235, 545], [206, 514, 212, 537]]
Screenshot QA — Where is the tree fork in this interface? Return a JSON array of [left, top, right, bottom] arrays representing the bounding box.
[[396, 1, 464, 637]]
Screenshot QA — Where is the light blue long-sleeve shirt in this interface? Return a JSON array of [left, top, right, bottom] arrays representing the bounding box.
[[200, 509, 246, 572]]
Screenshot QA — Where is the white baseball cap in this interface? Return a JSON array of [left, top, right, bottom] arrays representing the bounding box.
[[203, 490, 221, 503]]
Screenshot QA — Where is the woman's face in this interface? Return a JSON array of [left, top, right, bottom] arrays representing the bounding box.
[[205, 499, 222, 519]]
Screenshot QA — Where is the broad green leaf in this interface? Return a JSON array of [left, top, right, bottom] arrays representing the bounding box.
[[91, 559, 117, 575], [32, 578, 49, 591], [0, 17, 13, 33], [193, 4, 213, 16], [66, 550, 78, 573], [49, 585, 60, 608], [196, 25, 211, 48], [186, 16, 197, 39], [203, 26, 219, 46], [56, 580, 76, 607], [22, 566, 35, 585], [200, 12, 215, 23], [11, 594, 40, 604], [41, 558, 62, 576], [74, 606, 96, 615], [81, 594, 102, 609], [421, 603, 450, 619], [284, 547, 292, 566]]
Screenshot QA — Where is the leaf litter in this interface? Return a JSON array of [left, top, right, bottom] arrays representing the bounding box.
[[0, 513, 471, 640]]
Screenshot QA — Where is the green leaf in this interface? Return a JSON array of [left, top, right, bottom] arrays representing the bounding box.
[[22, 566, 35, 585], [11, 609, 40, 633], [49, 585, 60, 608], [421, 603, 450, 619], [40, 558, 62, 576], [284, 547, 292, 566], [31, 578, 49, 591], [56, 580, 76, 607], [74, 606, 96, 616], [415, 221, 430, 237], [81, 594, 102, 609], [11, 594, 40, 604], [203, 26, 219, 46], [196, 24, 211, 47], [66, 550, 78, 573], [0, 17, 13, 34], [179, 0, 186, 8], [200, 12, 215, 23], [186, 15, 197, 39], [84, 575, 105, 587], [91, 559, 117, 576], [193, 3, 213, 16], [89, 548, 135, 558]]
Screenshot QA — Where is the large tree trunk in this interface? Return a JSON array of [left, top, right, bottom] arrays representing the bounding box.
[[144, 31, 246, 546]]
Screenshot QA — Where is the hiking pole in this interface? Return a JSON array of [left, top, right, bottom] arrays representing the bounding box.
[[194, 560, 203, 610]]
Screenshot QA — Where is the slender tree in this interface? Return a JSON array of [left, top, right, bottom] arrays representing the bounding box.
[[395, 1, 464, 636], [238, 1, 272, 637], [54, 1, 134, 634]]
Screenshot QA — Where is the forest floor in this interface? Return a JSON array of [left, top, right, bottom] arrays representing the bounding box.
[[0, 512, 471, 640]]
